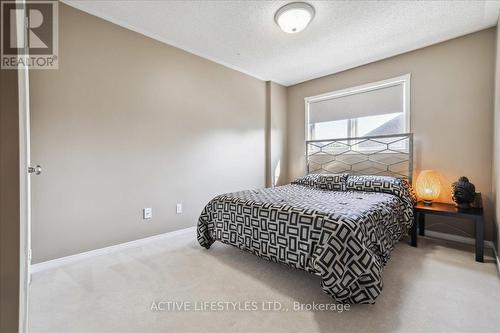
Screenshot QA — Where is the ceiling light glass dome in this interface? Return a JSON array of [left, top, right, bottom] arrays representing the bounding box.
[[275, 2, 315, 34]]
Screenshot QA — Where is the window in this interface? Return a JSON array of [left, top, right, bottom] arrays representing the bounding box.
[[305, 74, 410, 141]]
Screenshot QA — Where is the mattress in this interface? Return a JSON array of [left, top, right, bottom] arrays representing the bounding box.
[[197, 175, 415, 304]]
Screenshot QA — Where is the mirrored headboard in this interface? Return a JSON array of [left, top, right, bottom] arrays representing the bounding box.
[[306, 133, 414, 183]]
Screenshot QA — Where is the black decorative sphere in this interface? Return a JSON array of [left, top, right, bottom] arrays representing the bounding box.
[[452, 176, 476, 209]]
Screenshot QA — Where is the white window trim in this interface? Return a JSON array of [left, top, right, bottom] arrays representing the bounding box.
[[304, 73, 411, 141]]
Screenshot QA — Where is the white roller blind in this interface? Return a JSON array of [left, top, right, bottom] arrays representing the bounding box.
[[309, 84, 404, 123]]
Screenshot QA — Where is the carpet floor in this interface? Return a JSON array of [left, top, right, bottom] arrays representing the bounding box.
[[29, 228, 500, 333]]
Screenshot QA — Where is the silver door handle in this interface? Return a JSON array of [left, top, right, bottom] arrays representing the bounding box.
[[28, 165, 42, 175]]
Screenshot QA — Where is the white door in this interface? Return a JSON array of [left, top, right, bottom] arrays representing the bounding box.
[[18, 61, 31, 333], [17, 2, 34, 332]]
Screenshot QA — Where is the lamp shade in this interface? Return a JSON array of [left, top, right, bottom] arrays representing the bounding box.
[[415, 170, 441, 205], [275, 2, 315, 34]]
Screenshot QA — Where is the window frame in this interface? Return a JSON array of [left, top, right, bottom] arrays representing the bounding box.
[[304, 73, 411, 141]]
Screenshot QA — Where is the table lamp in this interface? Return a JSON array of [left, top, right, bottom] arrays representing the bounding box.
[[416, 170, 441, 205]]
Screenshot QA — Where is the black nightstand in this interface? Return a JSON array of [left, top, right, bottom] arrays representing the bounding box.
[[413, 202, 484, 262]]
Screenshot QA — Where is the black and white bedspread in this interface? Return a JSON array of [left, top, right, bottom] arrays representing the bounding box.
[[197, 175, 416, 304]]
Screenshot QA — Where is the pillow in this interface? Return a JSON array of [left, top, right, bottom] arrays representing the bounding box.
[[291, 174, 322, 188], [345, 175, 416, 204], [317, 174, 348, 191], [292, 173, 348, 191]]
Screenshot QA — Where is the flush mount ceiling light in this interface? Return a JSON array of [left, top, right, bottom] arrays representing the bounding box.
[[275, 2, 315, 34]]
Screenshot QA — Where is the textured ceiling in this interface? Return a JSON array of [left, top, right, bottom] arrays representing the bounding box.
[[63, 0, 500, 86]]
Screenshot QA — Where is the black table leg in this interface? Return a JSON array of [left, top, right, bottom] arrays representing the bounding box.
[[474, 216, 484, 262], [418, 211, 425, 236], [410, 211, 417, 247]]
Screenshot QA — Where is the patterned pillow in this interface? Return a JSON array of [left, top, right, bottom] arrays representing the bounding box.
[[345, 175, 416, 205], [291, 174, 322, 188], [317, 174, 349, 191], [292, 173, 348, 191]]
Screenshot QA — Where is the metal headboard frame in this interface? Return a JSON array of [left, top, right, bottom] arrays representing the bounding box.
[[306, 133, 414, 184]]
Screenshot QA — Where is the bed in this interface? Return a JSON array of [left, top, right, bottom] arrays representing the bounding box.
[[197, 134, 416, 304]]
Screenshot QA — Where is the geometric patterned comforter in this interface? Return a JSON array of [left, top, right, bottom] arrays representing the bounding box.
[[197, 175, 416, 304]]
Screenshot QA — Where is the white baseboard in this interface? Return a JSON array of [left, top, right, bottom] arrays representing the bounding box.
[[492, 245, 500, 275], [31, 226, 196, 274], [31, 226, 500, 275], [422, 230, 495, 249]]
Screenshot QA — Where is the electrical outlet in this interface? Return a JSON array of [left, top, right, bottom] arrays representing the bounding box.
[[143, 207, 152, 220], [176, 203, 182, 214]]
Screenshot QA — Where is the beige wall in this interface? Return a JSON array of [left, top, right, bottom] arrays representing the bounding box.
[[0, 53, 20, 332], [29, 4, 498, 261], [266, 81, 288, 187], [287, 28, 496, 240], [30, 4, 267, 262], [494, 20, 500, 253]]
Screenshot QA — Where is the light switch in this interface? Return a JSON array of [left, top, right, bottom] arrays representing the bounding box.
[[143, 207, 152, 220]]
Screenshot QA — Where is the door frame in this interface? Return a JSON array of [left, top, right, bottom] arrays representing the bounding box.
[[17, 0, 31, 331]]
